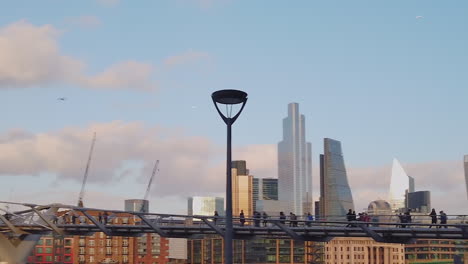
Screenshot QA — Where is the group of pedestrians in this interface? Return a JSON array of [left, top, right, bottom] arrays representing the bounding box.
[[346, 209, 371, 227], [219, 210, 315, 227], [429, 208, 448, 228]]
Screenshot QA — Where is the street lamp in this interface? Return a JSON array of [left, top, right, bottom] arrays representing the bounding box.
[[211, 89, 248, 264]]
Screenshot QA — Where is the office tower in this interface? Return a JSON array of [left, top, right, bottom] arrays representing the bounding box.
[[407, 191, 431, 213], [405, 240, 468, 263], [388, 158, 412, 212], [125, 199, 149, 213], [278, 103, 313, 215], [188, 196, 224, 216], [319, 138, 354, 219], [465, 155, 468, 199], [253, 178, 278, 211], [232, 160, 254, 217]]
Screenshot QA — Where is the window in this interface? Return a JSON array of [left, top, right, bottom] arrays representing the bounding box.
[[65, 239, 72, 246], [45, 239, 53, 246], [89, 240, 95, 246], [79, 247, 85, 254], [89, 256, 95, 263], [45, 247, 52, 253], [36, 247, 43, 253], [89, 248, 95, 255]]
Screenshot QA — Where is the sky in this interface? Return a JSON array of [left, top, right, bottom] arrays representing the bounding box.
[[0, 0, 467, 215]]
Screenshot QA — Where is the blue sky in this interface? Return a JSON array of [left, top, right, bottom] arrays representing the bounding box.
[[1, 0, 467, 214]]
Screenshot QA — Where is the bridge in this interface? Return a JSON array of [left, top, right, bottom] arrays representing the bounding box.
[[1, 201, 468, 263]]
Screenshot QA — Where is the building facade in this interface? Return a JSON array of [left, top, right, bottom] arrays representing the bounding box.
[[278, 103, 313, 215], [253, 178, 278, 211], [324, 238, 405, 264], [188, 196, 225, 216], [232, 160, 254, 217], [407, 191, 431, 213], [389, 159, 411, 212], [405, 239, 468, 264], [319, 138, 354, 219]]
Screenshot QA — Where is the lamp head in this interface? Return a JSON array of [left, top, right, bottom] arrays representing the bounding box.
[[211, 89, 248, 124], [212, 89, 248, 105]]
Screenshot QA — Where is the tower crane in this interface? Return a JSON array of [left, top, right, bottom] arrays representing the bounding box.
[[78, 132, 96, 207], [140, 160, 159, 212]]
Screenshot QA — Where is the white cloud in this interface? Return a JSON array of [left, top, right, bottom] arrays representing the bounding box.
[[0, 20, 155, 91], [163, 50, 210, 68]]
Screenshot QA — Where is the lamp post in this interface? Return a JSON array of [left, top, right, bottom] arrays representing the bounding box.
[[211, 89, 248, 264]]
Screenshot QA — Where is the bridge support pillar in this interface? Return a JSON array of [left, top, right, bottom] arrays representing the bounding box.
[[0, 234, 41, 264]]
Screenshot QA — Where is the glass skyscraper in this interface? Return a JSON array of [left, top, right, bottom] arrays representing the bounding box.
[[319, 138, 354, 219], [465, 155, 468, 200], [388, 158, 411, 212], [278, 103, 312, 215]]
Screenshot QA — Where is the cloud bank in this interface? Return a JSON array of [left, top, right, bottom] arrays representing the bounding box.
[[0, 20, 155, 91]]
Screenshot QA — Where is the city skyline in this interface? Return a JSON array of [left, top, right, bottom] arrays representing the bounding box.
[[0, 1, 467, 216]]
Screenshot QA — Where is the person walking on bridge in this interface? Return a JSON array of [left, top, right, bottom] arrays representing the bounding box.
[[439, 211, 448, 228], [429, 209, 437, 228], [239, 210, 245, 226]]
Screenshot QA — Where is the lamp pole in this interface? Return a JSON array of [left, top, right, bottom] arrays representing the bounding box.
[[211, 89, 248, 264]]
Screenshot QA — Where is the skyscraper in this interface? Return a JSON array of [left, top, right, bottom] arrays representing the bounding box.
[[465, 155, 468, 200], [278, 103, 312, 215], [232, 160, 254, 217], [319, 138, 354, 219], [388, 158, 411, 212]]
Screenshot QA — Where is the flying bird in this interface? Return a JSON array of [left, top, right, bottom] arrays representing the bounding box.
[[57, 97, 66, 101], [416, 16, 424, 19]]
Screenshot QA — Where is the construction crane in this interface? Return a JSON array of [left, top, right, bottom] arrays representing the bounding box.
[[78, 132, 96, 207], [140, 160, 159, 212]]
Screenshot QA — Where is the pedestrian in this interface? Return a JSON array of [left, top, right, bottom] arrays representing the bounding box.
[[213, 211, 219, 225], [405, 210, 412, 225], [429, 209, 437, 228], [279, 211, 286, 224], [254, 211, 261, 227], [103, 212, 109, 225], [306, 212, 313, 227], [439, 211, 448, 228], [71, 213, 77, 225], [346, 209, 353, 227], [98, 212, 103, 224], [289, 212, 294, 227], [262, 212, 268, 227], [292, 213, 298, 227], [398, 213, 406, 228], [239, 210, 245, 226]]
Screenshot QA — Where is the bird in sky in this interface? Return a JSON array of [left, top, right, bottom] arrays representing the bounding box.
[[57, 97, 66, 101]]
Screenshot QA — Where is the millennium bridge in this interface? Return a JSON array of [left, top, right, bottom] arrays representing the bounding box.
[[1, 201, 467, 263]]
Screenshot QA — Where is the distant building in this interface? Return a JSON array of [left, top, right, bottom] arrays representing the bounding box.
[[405, 239, 468, 263], [324, 237, 405, 264], [253, 178, 278, 211], [367, 199, 393, 223], [188, 196, 224, 216], [278, 103, 312, 215], [465, 155, 468, 200], [232, 160, 254, 217], [389, 158, 412, 212], [125, 199, 149, 213], [319, 138, 354, 219], [407, 191, 431, 213]]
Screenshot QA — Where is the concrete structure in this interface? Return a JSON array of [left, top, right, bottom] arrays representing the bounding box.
[[232, 160, 254, 217], [389, 159, 411, 212], [168, 238, 187, 261], [319, 138, 354, 219], [253, 178, 278, 211], [188, 196, 224, 216], [324, 237, 405, 264], [278, 103, 313, 215], [465, 155, 468, 200]]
